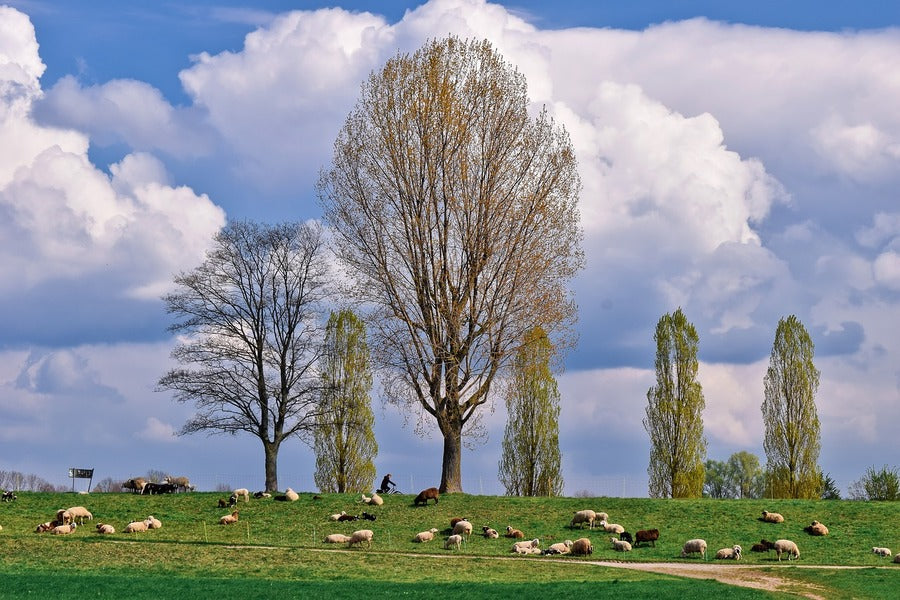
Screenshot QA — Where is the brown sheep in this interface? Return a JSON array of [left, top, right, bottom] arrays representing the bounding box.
[[219, 510, 239, 525], [571, 537, 593, 555], [414, 487, 439, 506], [505, 526, 525, 539], [634, 528, 660, 547]]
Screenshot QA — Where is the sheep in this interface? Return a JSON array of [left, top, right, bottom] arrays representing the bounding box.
[[751, 539, 776, 552], [165, 476, 194, 492], [348, 529, 374, 549], [323, 533, 352, 544], [512, 538, 540, 554], [414, 487, 440, 506], [122, 478, 147, 494], [361, 492, 384, 506], [337, 514, 359, 522], [219, 510, 239, 525], [681, 539, 708, 559], [284, 488, 299, 502], [2, 491, 17, 501], [253, 491, 271, 498], [56, 509, 73, 525], [142, 481, 177, 494], [233, 488, 250, 503], [218, 498, 229, 508], [715, 545, 743, 560], [328, 511, 347, 521], [96, 523, 115, 534], [65, 506, 93, 525], [444, 534, 463, 550], [35, 522, 55, 533], [598, 520, 625, 535], [872, 547, 893, 557], [761, 510, 785, 523], [570, 509, 597, 529], [894, 554, 900, 564], [774, 539, 800, 561], [52, 522, 77, 535], [124, 520, 148, 533], [452, 520, 473, 538], [619, 531, 633, 544], [144, 516, 162, 529], [634, 529, 660, 547], [361, 512, 377, 521], [804, 520, 829, 536], [482, 526, 499, 539], [543, 540, 573, 555], [610, 537, 632, 552], [228, 494, 238, 507], [570, 538, 593, 555], [413, 528, 440, 543], [449, 517, 469, 528], [505, 525, 525, 539]]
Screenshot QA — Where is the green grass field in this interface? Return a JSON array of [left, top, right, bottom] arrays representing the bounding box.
[[0, 491, 898, 598]]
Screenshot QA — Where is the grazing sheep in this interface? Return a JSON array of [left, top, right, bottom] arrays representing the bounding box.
[[122, 478, 147, 494], [144, 516, 162, 529], [253, 491, 272, 498], [142, 481, 177, 494], [228, 494, 238, 507], [761, 510, 785, 523], [233, 488, 250, 503], [444, 534, 463, 550], [337, 514, 359, 522], [452, 520, 473, 538], [218, 498, 229, 508], [329, 511, 347, 521], [124, 520, 148, 533], [413, 528, 440, 543], [715, 545, 743, 560], [482, 526, 499, 539], [414, 487, 440, 506], [598, 520, 625, 535], [571, 538, 593, 556], [596, 512, 609, 522], [610, 537, 632, 552], [219, 511, 239, 525], [681, 539, 708, 559], [774, 539, 800, 561], [570, 509, 597, 529], [512, 538, 540, 553], [323, 533, 352, 544], [348, 529, 374, 549], [505, 526, 525, 539], [543, 540, 574, 555], [361, 512, 377, 521], [872, 547, 892, 557], [751, 539, 776, 552], [52, 522, 77, 535], [620, 531, 633, 544], [634, 529, 660, 547], [96, 523, 115, 534], [284, 488, 299, 502], [804, 520, 829, 536], [165, 476, 194, 492]]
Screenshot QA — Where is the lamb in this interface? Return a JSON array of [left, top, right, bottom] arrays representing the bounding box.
[[774, 539, 800, 561], [144, 516, 162, 529], [337, 513, 359, 522], [165, 476, 194, 492], [361, 492, 384, 506], [52, 522, 77, 535], [228, 494, 238, 507], [482, 526, 499, 539], [598, 520, 625, 535], [253, 491, 271, 498], [681, 538, 708, 559], [570, 509, 597, 529], [361, 512, 377, 521], [219, 510, 239, 525], [751, 539, 776, 552], [505, 526, 525, 539], [348, 529, 374, 549], [323, 533, 352, 544], [329, 511, 347, 521], [543, 540, 573, 555], [414, 487, 440, 506], [444, 534, 463, 550], [413, 528, 439, 543], [512, 538, 540, 553], [284, 488, 299, 502], [233, 488, 250, 502], [804, 520, 828, 536], [570, 538, 593, 555], [452, 520, 473, 538], [619, 531, 633, 544], [872, 547, 892, 557], [218, 498, 229, 508], [610, 537, 632, 552], [715, 545, 743, 560], [124, 520, 148, 533], [761, 510, 785, 523], [56, 509, 73, 525], [634, 529, 660, 547], [2, 491, 16, 501], [96, 523, 115, 534], [35, 522, 55, 533]]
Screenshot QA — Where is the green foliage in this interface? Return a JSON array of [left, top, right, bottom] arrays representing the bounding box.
[[762, 315, 821, 499], [702, 460, 735, 498], [314, 309, 377, 493], [820, 472, 841, 500], [498, 327, 563, 496], [848, 465, 900, 501], [704, 453, 765, 499], [644, 308, 706, 498]]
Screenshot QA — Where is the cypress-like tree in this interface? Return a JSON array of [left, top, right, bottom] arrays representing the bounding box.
[[498, 327, 563, 496], [644, 308, 706, 498], [762, 315, 821, 499], [313, 309, 377, 493]]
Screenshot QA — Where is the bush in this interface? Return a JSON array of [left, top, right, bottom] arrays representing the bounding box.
[[848, 465, 900, 500]]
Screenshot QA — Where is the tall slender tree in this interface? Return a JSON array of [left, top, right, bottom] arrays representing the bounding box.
[[313, 309, 377, 493], [644, 308, 707, 498], [761, 315, 821, 499], [319, 36, 583, 492], [498, 327, 563, 496]]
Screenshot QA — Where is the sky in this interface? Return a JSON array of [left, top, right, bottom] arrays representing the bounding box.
[[1, 0, 899, 496]]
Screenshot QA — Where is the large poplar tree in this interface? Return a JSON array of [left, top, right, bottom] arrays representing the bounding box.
[[644, 308, 706, 498], [498, 327, 563, 496], [762, 315, 821, 498], [319, 36, 583, 492], [313, 309, 377, 493]]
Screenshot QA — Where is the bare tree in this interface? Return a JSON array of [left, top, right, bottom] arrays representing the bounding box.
[[319, 37, 583, 492], [158, 220, 328, 492]]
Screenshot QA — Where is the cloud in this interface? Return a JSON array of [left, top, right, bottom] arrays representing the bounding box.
[[137, 417, 177, 443]]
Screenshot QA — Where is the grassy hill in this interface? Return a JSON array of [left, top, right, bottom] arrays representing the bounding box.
[[1, 491, 898, 598]]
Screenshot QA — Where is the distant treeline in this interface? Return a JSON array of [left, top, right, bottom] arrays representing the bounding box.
[[0, 470, 66, 492]]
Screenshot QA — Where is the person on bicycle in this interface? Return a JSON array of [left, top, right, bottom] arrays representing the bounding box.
[[379, 473, 396, 493]]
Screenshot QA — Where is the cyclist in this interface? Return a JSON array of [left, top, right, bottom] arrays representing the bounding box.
[[378, 473, 397, 494]]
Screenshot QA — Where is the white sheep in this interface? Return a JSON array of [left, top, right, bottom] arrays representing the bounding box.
[[444, 534, 463, 550], [165, 476, 194, 492], [774, 539, 800, 561], [413, 528, 440, 543], [599, 520, 625, 535], [323, 533, 352, 544], [52, 522, 77, 535], [219, 510, 239, 525], [872, 547, 892, 557], [329, 511, 347, 521], [681, 538, 708, 559], [512, 538, 540, 554], [452, 520, 473, 538], [571, 538, 593, 555], [761, 510, 785, 523], [348, 529, 374, 549], [96, 523, 115, 534], [144, 516, 162, 529], [544, 540, 574, 555], [124, 520, 148, 533], [610, 537, 632, 552], [715, 545, 742, 560], [233, 488, 250, 502], [361, 492, 384, 506], [66, 506, 93, 524], [804, 520, 829, 536], [284, 488, 299, 502], [570, 509, 597, 529], [596, 511, 609, 522], [56, 509, 73, 525], [482, 526, 499, 539]]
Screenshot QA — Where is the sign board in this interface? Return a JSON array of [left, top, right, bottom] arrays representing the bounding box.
[[68, 467, 94, 492]]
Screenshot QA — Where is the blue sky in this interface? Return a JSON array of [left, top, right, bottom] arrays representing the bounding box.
[[2, 0, 899, 496]]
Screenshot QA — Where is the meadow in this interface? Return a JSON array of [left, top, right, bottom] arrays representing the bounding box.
[[1, 491, 898, 598]]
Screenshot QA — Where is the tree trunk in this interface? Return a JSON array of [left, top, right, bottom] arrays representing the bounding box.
[[439, 429, 463, 493], [264, 440, 280, 492]]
